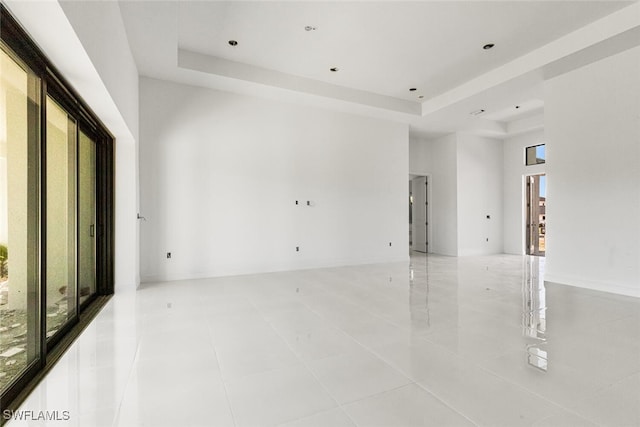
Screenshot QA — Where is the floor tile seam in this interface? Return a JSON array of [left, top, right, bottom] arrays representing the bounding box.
[[543, 328, 640, 355], [296, 292, 407, 343], [419, 322, 540, 350], [251, 298, 367, 427], [532, 412, 605, 427], [318, 284, 415, 325], [367, 336, 571, 425], [413, 370, 571, 427], [578, 291, 640, 306], [202, 314, 240, 427], [541, 311, 634, 332], [343, 300, 439, 335], [449, 351, 600, 425], [471, 348, 614, 392], [110, 339, 142, 427], [271, 345, 357, 426], [475, 351, 592, 396], [296, 292, 447, 365], [585, 368, 640, 398], [404, 378, 481, 426], [537, 357, 625, 392], [588, 311, 640, 330], [353, 343, 480, 425], [218, 357, 309, 388], [336, 381, 418, 408], [265, 312, 434, 366], [535, 401, 609, 427], [454, 306, 537, 333]]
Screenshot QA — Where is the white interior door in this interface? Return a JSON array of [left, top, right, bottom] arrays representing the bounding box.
[[413, 176, 428, 252]]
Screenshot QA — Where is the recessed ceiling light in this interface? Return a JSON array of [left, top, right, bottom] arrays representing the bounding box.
[[483, 43, 495, 50], [515, 105, 521, 109], [305, 26, 317, 31], [470, 109, 486, 116], [228, 40, 238, 46], [409, 88, 417, 92], [330, 67, 339, 72]]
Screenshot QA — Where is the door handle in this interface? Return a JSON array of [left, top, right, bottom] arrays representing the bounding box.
[[90, 224, 95, 237]]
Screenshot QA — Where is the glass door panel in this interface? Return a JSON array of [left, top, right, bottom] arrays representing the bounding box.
[[45, 97, 77, 340], [78, 131, 96, 304], [0, 46, 41, 393]]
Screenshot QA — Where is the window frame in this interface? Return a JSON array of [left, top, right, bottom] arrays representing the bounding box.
[[525, 143, 546, 166]]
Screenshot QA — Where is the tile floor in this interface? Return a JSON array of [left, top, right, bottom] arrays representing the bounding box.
[[8, 253, 640, 426]]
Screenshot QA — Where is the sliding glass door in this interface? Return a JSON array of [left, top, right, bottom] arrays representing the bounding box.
[[0, 44, 41, 395], [78, 130, 97, 305], [1, 4, 115, 409], [45, 97, 77, 341]]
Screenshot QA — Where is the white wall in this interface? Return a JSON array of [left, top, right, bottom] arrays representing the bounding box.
[[409, 138, 431, 175], [503, 129, 545, 255], [410, 133, 504, 256], [422, 134, 459, 256], [545, 46, 640, 297], [139, 78, 409, 282], [409, 138, 432, 252], [456, 134, 504, 256]]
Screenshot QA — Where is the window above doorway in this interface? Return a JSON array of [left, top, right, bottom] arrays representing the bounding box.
[[526, 144, 545, 165]]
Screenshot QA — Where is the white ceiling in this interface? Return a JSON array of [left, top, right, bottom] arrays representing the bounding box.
[[118, 0, 639, 138]]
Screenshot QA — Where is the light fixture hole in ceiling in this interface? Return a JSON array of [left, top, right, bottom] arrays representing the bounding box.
[[330, 67, 339, 72], [409, 88, 417, 92], [418, 95, 424, 99], [228, 40, 238, 46], [470, 109, 486, 116], [305, 26, 317, 31], [483, 43, 495, 50]]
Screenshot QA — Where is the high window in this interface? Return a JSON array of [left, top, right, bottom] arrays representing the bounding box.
[[525, 144, 545, 165]]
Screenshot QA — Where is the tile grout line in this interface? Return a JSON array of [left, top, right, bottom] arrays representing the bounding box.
[[294, 287, 481, 425], [204, 296, 256, 427], [248, 297, 364, 427], [289, 287, 479, 426], [110, 336, 141, 427]]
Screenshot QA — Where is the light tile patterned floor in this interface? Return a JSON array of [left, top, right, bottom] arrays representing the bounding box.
[[9, 253, 640, 426]]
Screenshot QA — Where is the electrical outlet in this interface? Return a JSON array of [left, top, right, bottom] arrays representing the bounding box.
[[166, 252, 171, 258]]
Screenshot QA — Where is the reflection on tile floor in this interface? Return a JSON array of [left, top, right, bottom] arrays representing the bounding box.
[[9, 253, 640, 426]]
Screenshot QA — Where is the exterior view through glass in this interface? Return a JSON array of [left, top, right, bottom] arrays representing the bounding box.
[[0, 45, 41, 394]]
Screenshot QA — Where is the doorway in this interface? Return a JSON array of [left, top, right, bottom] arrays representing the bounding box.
[[525, 174, 546, 256], [410, 175, 428, 253]]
